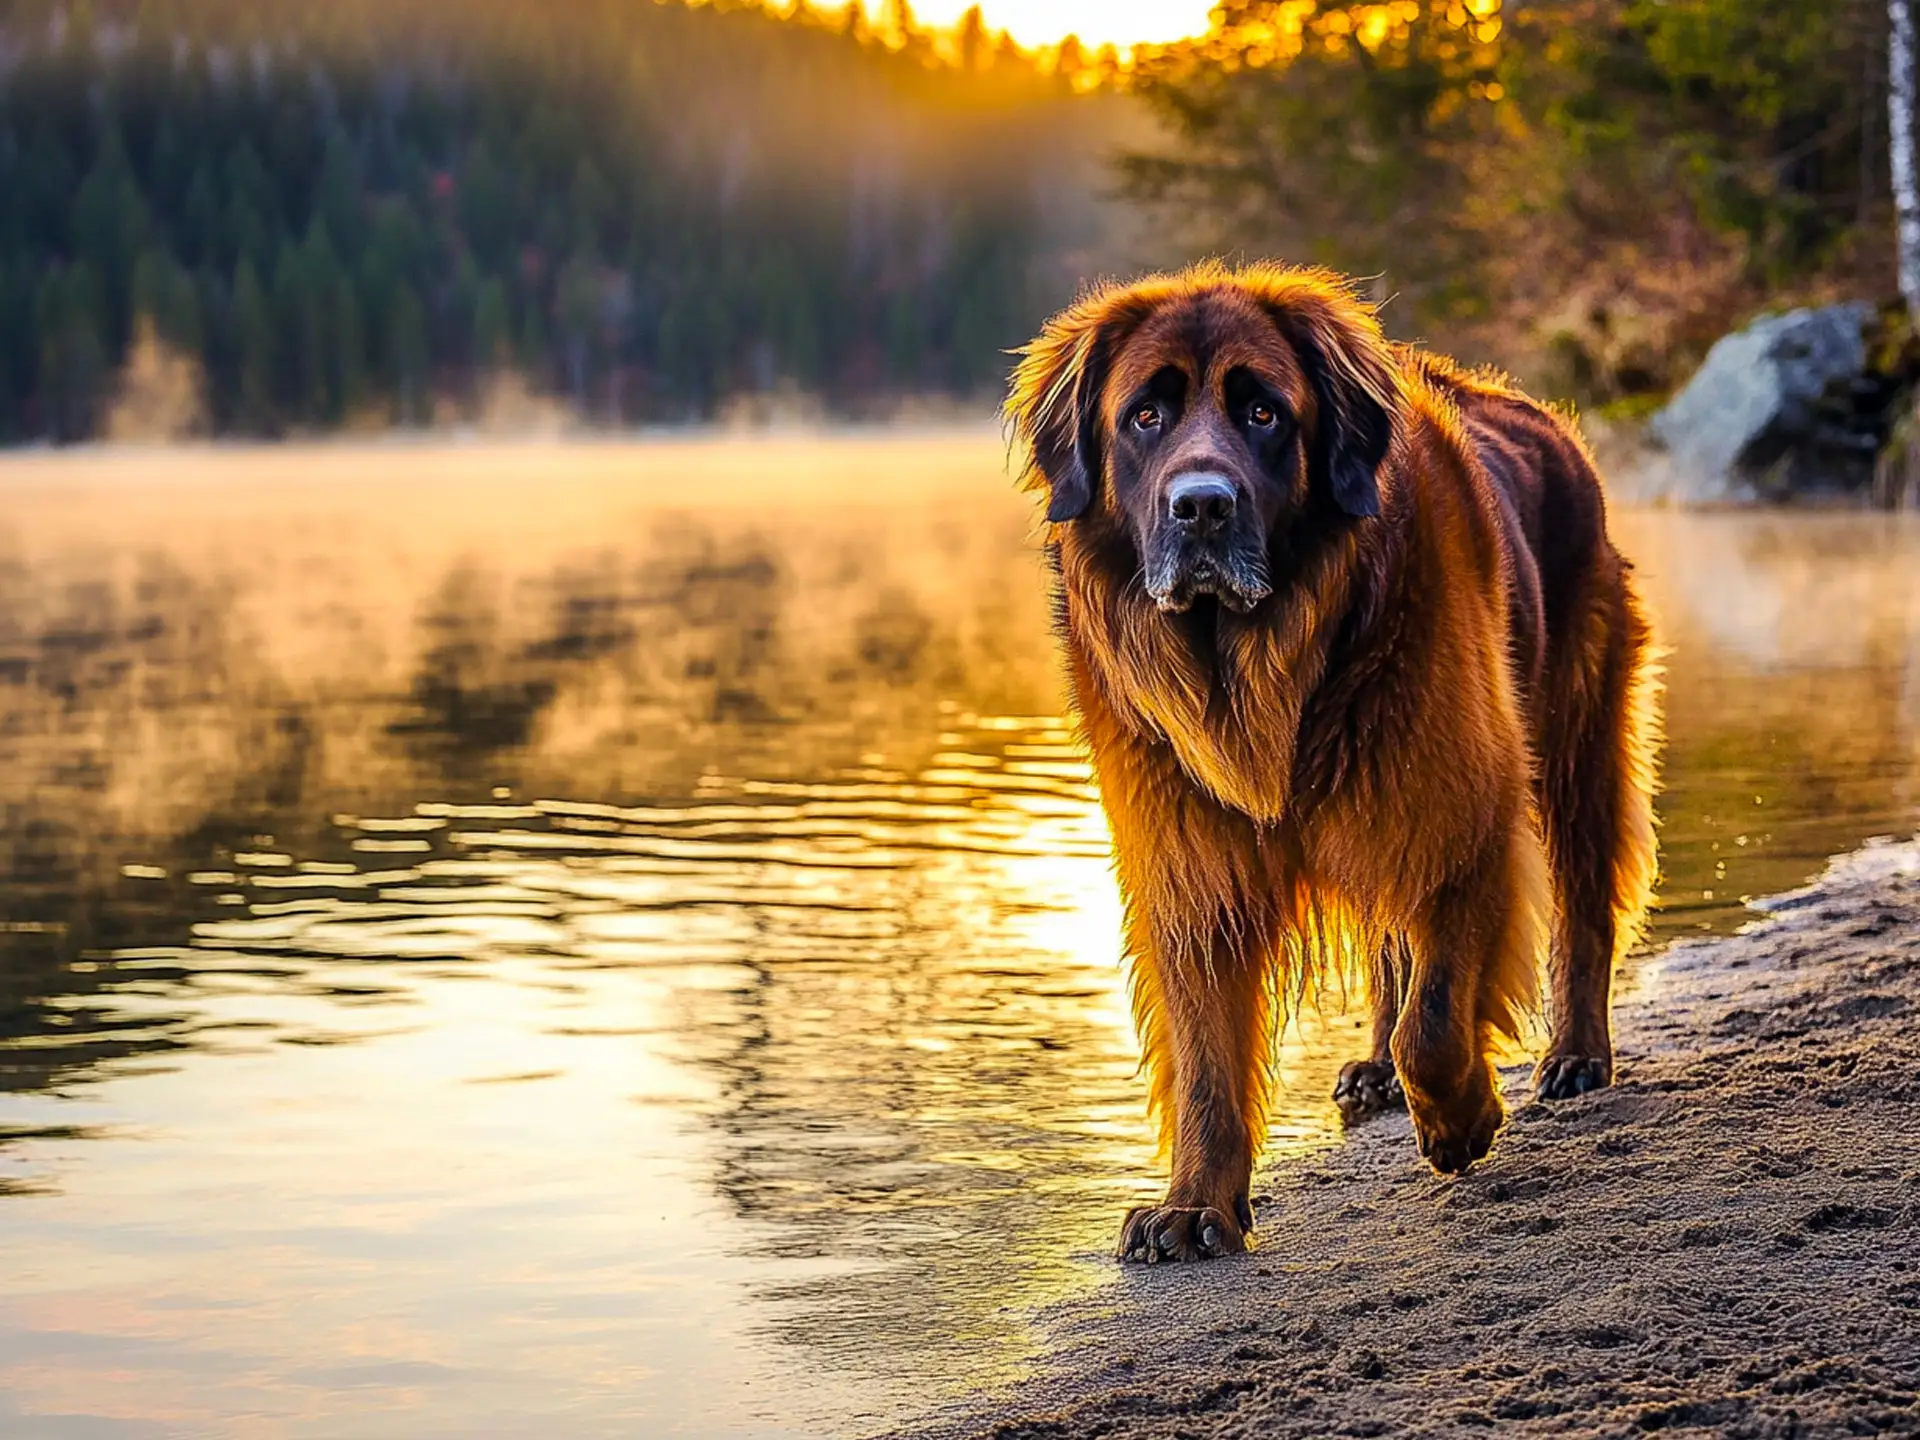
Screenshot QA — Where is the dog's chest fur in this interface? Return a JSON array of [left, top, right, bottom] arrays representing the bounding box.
[[1057, 541, 1360, 826]]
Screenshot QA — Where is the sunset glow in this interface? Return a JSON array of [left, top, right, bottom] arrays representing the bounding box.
[[868, 0, 1217, 50]]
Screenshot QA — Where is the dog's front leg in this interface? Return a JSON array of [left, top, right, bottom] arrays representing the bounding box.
[[1089, 727, 1282, 1264], [1115, 928, 1275, 1263]]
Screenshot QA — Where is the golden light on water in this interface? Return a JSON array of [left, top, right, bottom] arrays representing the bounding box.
[[0, 437, 1188, 1434]]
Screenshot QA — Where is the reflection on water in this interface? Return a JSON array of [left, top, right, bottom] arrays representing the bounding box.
[[0, 439, 1916, 1438], [1618, 512, 1920, 933]]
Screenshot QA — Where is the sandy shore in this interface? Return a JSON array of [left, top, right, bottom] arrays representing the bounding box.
[[904, 837, 1920, 1440]]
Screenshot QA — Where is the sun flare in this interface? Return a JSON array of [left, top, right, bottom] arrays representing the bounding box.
[[866, 0, 1216, 51]]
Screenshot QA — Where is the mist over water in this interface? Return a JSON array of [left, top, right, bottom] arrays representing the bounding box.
[[0, 435, 1916, 1438]]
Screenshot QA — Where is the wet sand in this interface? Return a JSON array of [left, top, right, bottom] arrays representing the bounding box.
[[910, 837, 1920, 1440]]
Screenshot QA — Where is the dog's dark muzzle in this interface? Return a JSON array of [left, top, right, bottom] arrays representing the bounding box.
[[1145, 472, 1272, 613]]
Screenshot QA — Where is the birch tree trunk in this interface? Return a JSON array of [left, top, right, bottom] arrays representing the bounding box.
[[1885, 0, 1920, 507], [1892, 0, 1920, 316]]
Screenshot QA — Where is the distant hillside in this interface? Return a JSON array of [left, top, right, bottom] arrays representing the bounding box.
[[0, 0, 1131, 441]]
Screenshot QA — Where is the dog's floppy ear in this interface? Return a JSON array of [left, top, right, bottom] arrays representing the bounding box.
[[1265, 291, 1399, 519], [1006, 297, 1119, 524]]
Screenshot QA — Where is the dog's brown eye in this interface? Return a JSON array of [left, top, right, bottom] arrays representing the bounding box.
[[1247, 402, 1277, 429], [1132, 404, 1161, 431]]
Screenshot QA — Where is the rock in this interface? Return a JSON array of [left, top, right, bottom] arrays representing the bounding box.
[[1646, 302, 1874, 502]]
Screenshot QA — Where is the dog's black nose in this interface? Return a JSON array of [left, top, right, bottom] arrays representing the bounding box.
[[1168, 474, 1237, 535]]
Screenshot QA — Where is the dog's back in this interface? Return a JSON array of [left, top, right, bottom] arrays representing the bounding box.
[[1409, 357, 1626, 721]]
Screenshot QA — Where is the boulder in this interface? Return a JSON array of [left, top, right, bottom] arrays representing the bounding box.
[[1646, 302, 1875, 502]]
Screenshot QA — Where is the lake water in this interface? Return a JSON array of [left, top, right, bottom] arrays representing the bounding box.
[[0, 435, 1916, 1439]]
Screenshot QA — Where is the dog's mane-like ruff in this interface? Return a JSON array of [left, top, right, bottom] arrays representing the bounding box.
[[1005, 262, 1554, 1164]]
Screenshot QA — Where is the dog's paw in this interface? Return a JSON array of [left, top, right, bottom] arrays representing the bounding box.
[[1333, 1059, 1406, 1124], [1116, 1203, 1247, 1264], [1533, 1053, 1612, 1101], [1407, 1077, 1502, 1176]]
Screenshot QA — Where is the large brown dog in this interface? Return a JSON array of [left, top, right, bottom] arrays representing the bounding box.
[[1007, 263, 1659, 1264]]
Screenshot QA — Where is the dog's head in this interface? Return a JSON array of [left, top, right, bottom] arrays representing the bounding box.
[[1008, 264, 1400, 614]]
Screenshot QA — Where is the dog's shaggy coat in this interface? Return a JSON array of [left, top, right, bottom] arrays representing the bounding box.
[[1007, 263, 1660, 1263]]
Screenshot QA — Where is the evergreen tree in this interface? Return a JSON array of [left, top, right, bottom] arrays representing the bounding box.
[[181, 160, 222, 270], [72, 126, 150, 350], [473, 277, 512, 370], [316, 134, 366, 259], [333, 273, 368, 420], [130, 248, 203, 356], [460, 139, 515, 269], [232, 257, 276, 433], [388, 282, 430, 425], [36, 264, 109, 441], [272, 237, 320, 422], [0, 255, 34, 439], [16, 126, 78, 257]]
